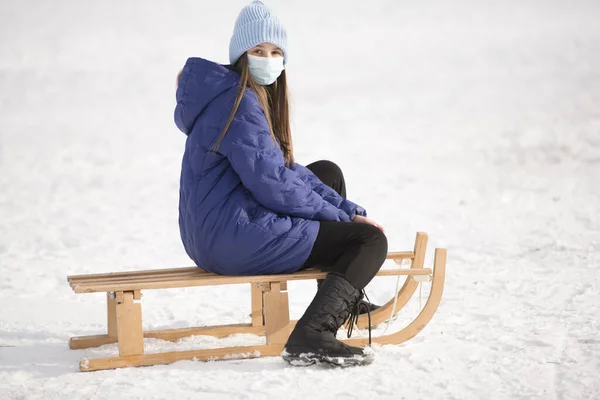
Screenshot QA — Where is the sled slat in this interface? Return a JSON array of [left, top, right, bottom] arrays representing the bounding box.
[[69, 270, 214, 286], [70, 268, 432, 293], [68, 267, 203, 281], [67, 252, 414, 284]]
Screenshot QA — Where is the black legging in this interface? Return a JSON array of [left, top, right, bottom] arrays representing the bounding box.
[[301, 160, 388, 290]]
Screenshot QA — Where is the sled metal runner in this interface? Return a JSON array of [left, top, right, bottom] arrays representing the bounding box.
[[67, 232, 446, 372]]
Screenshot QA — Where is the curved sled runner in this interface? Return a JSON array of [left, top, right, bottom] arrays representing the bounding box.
[[67, 232, 446, 371]]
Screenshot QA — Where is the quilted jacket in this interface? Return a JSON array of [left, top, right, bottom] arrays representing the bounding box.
[[174, 57, 366, 275]]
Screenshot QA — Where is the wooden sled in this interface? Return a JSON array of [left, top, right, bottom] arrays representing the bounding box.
[[67, 232, 446, 372]]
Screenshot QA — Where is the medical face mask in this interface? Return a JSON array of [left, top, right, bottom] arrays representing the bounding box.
[[247, 54, 285, 86]]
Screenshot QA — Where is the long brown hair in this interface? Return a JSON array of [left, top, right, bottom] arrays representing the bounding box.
[[212, 53, 294, 166]]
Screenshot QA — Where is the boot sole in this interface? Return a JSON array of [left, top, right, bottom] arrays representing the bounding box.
[[282, 351, 374, 368]]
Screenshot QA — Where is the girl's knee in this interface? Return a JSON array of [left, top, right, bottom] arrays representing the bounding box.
[[360, 225, 388, 255], [314, 160, 344, 180], [373, 228, 388, 257]]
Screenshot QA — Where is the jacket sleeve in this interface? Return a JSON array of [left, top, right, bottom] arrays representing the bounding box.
[[219, 111, 352, 222], [290, 162, 367, 220]]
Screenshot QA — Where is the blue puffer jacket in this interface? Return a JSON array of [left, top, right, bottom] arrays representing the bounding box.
[[174, 58, 366, 275]]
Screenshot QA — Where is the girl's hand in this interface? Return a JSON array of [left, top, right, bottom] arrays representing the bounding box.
[[352, 214, 385, 233]]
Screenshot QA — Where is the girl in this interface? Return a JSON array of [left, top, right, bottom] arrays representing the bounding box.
[[175, 1, 388, 366]]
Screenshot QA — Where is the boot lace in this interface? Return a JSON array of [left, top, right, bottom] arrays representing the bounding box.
[[346, 290, 372, 346]]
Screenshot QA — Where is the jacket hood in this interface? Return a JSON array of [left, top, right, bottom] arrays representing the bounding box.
[[174, 58, 240, 135]]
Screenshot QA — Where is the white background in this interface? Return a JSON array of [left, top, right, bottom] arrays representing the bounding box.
[[1, 0, 599, 399]]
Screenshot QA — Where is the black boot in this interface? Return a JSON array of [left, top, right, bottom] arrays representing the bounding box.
[[317, 279, 380, 314], [283, 273, 374, 367]]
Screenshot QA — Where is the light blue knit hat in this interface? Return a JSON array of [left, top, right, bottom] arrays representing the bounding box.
[[229, 1, 287, 65]]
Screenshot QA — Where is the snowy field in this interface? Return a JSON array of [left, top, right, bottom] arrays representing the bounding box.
[[1, 0, 599, 398]]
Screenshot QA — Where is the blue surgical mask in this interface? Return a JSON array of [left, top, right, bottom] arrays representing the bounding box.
[[247, 54, 284, 86]]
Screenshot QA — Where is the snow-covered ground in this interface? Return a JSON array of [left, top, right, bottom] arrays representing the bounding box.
[[1, 0, 599, 398]]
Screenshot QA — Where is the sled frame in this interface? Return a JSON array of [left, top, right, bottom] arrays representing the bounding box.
[[67, 232, 446, 372]]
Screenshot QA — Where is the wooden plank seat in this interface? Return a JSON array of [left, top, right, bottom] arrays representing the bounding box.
[[67, 232, 446, 372]]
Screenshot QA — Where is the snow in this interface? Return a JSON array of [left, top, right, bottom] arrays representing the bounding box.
[[1, 0, 599, 398]]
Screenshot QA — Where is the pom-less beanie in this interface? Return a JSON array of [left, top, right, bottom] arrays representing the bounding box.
[[229, 1, 287, 65]]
